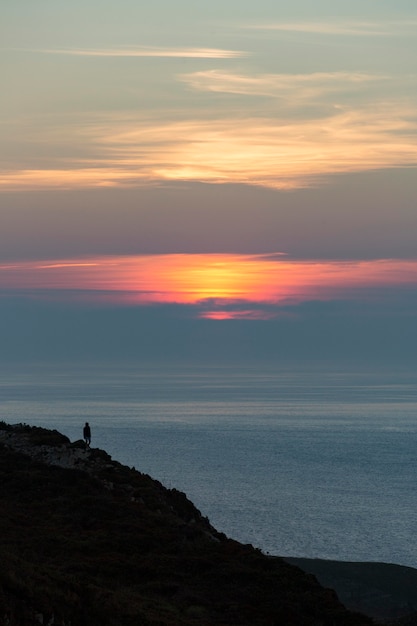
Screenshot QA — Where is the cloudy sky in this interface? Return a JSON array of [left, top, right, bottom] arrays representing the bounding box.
[[1, 0, 416, 364]]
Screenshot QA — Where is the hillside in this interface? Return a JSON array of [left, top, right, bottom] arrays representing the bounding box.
[[285, 558, 417, 624], [0, 422, 372, 626]]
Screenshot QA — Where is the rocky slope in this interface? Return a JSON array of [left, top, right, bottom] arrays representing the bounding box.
[[0, 422, 373, 626]]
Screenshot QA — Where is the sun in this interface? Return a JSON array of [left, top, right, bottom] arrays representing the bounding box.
[[180, 260, 248, 301]]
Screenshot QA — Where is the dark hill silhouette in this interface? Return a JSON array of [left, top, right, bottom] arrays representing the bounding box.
[[0, 422, 373, 625], [285, 558, 417, 624]]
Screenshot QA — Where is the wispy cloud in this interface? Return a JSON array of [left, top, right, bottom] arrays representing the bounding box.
[[248, 19, 417, 37], [1, 63, 416, 192], [19, 46, 246, 59], [1, 102, 416, 191], [0, 168, 140, 190], [180, 70, 387, 99]]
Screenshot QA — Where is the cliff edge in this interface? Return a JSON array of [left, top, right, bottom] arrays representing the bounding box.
[[0, 422, 372, 625]]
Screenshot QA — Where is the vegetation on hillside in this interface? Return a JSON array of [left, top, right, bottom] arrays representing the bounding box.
[[0, 423, 372, 625]]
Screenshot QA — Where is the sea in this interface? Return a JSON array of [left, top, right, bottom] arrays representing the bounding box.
[[1, 361, 417, 569]]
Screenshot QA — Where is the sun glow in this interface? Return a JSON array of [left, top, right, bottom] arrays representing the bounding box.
[[1, 254, 417, 319]]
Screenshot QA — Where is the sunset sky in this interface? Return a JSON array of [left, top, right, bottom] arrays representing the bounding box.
[[1, 0, 416, 364]]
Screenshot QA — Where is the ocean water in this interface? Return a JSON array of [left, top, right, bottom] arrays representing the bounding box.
[[1, 361, 417, 568]]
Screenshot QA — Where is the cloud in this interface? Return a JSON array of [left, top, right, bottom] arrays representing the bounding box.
[[1, 101, 416, 191], [1, 61, 416, 192], [0, 168, 143, 190], [2, 254, 417, 320], [179, 70, 388, 99], [248, 19, 417, 37], [17, 46, 246, 59], [1, 255, 417, 366]]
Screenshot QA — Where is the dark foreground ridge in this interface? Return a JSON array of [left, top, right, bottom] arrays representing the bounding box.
[[0, 422, 378, 625]]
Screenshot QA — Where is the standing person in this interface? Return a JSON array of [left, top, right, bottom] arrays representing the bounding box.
[[83, 422, 91, 448]]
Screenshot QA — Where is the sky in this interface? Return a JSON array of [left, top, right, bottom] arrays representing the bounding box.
[[1, 0, 416, 365]]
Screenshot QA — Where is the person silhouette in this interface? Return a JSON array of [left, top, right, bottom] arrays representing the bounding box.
[[83, 422, 91, 448]]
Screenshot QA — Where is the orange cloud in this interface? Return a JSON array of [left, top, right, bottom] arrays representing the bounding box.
[[0, 168, 139, 190], [1, 254, 417, 318], [2, 102, 416, 191]]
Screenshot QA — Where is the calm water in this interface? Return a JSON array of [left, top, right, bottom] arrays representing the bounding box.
[[1, 362, 417, 568]]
